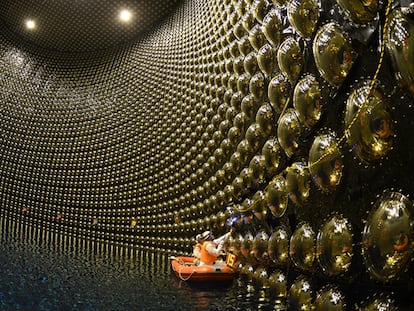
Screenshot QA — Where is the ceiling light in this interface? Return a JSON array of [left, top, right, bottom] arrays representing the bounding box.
[[25, 19, 36, 30], [119, 9, 132, 23]]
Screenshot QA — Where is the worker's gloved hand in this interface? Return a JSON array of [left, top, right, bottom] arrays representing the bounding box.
[[216, 243, 225, 256]]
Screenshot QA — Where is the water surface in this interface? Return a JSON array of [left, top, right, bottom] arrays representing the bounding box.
[[0, 223, 276, 310]]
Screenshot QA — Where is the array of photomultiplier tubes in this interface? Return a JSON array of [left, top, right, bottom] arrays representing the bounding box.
[[0, 0, 414, 309]]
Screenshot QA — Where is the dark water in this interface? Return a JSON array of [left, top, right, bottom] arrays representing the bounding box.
[[2, 220, 413, 311], [0, 224, 278, 311]]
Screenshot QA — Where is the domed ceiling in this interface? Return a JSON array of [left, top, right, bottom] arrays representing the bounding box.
[[0, 0, 182, 53]]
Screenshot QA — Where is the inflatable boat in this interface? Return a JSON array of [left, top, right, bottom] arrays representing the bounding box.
[[170, 256, 235, 282]]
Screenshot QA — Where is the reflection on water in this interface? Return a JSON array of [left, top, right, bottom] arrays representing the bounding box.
[[0, 236, 176, 310], [2, 218, 412, 310], [0, 219, 278, 311]]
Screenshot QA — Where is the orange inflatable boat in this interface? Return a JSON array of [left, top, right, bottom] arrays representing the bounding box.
[[171, 256, 235, 282]]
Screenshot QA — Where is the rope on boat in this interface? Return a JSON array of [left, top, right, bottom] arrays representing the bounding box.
[[172, 256, 197, 281], [178, 266, 196, 281]]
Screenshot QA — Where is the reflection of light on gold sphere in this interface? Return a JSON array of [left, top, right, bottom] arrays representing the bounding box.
[[335, 255, 343, 267], [329, 174, 338, 185], [305, 254, 313, 264], [372, 141, 383, 154], [386, 255, 398, 268]]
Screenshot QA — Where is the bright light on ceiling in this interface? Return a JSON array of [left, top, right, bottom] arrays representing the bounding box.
[[119, 9, 132, 23], [25, 19, 36, 30]]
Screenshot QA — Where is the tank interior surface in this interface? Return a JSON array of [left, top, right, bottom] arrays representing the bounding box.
[[0, 0, 414, 309]]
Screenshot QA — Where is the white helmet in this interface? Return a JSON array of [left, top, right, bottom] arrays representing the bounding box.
[[200, 230, 212, 241]]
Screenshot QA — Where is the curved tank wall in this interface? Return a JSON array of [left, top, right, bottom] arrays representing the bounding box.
[[0, 0, 413, 308]]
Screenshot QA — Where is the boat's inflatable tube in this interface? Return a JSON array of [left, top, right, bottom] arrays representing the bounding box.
[[171, 256, 235, 282]]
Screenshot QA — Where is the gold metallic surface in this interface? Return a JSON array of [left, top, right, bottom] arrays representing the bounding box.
[[313, 23, 357, 87], [289, 222, 316, 271], [287, 0, 320, 38], [362, 192, 414, 282], [344, 81, 394, 163], [309, 131, 343, 192], [317, 215, 353, 276], [336, 0, 380, 24], [386, 7, 414, 95], [293, 74, 322, 129]]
